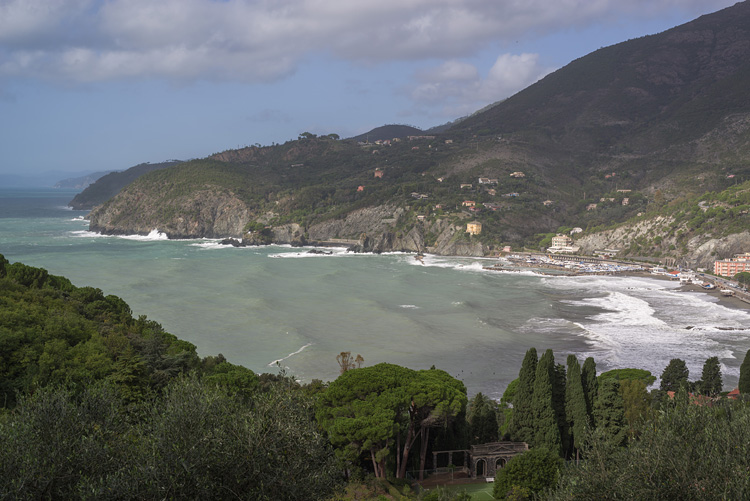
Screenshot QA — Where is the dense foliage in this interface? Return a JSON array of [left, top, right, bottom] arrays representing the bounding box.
[[547, 399, 750, 500], [493, 447, 562, 500], [0, 378, 342, 500]]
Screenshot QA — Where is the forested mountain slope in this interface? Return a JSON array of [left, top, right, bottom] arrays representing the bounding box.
[[86, 2, 750, 255]]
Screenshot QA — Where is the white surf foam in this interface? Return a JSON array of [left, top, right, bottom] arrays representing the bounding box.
[[267, 342, 313, 366], [550, 274, 750, 386]]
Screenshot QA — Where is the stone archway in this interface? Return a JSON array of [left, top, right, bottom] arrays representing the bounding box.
[[470, 442, 528, 479], [475, 458, 486, 477]]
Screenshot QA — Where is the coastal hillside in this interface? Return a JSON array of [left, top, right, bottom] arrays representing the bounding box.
[[86, 1, 750, 255], [576, 180, 750, 269], [69, 160, 183, 210]]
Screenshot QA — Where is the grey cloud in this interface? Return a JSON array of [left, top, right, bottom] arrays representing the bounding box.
[[0, 0, 736, 84]]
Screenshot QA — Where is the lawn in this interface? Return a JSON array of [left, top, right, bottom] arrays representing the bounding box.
[[445, 482, 494, 500]]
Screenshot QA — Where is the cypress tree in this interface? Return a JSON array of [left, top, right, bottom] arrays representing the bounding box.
[[531, 349, 562, 456], [739, 349, 750, 394], [467, 392, 499, 445], [660, 359, 689, 392], [510, 348, 537, 443], [565, 355, 589, 460], [698, 356, 722, 397], [553, 363, 568, 456], [594, 378, 627, 447], [581, 357, 598, 427]]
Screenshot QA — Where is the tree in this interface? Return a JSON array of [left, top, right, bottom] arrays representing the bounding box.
[[509, 348, 537, 443], [698, 356, 722, 397], [598, 368, 656, 387], [733, 271, 750, 287], [581, 357, 598, 427], [593, 378, 626, 447], [531, 349, 562, 455], [565, 355, 589, 460], [619, 379, 651, 438], [336, 351, 364, 374], [399, 368, 468, 481], [316, 363, 411, 478], [660, 358, 689, 392], [493, 447, 563, 500], [740, 349, 750, 394], [467, 393, 499, 445], [548, 399, 750, 500]]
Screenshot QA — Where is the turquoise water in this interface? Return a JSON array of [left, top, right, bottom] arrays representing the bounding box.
[[2, 188, 750, 397]]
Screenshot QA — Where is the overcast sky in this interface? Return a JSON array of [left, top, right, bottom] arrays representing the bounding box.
[[0, 0, 738, 179]]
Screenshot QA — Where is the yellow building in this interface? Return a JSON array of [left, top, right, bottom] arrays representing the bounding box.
[[466, 221, 482, 235]]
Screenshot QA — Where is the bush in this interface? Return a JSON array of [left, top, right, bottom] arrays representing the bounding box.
[[493, 447, 562, 499]]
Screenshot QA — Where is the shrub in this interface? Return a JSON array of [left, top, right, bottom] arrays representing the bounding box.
[[493, 447, 562, 499]]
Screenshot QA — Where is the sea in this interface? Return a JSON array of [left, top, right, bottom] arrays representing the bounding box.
[[2, 187, 750, 398]]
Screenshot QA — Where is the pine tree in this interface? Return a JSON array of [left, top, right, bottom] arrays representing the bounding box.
[[565, 355, 589, 460], [594, 378, 627, 446], [739, 349, 750, 394], [660, 359, 689, 392], [581, 357, 598, 427], [698, 356, 722, 397], [532, 349, 562, 456]]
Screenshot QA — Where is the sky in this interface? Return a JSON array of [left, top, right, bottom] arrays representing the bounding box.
[[0, 0, 739, 183]]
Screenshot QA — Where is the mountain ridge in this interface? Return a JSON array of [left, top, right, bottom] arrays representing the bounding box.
[[85, 1, 750, 258]]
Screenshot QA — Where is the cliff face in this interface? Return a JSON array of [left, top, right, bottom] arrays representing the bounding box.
[[243, 205, 487, 256], [89, 191, 489, 256], [576, 216, 750, 269], [88, 187, 252, 239]]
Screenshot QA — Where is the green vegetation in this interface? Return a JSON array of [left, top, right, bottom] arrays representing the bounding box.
[[660, 358, 690, 392], [3, 254, 750, 499], [740, 349, 750, 394], [548, 399, 750, 500], [493, 447, 562, 500]]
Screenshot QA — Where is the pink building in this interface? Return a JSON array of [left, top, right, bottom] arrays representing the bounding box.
[[714, 253, 750, 277]]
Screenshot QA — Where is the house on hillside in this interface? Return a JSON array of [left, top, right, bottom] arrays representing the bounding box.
[[466, 221, 482, 235]]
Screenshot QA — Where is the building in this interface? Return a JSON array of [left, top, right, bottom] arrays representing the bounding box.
[[586, 203, 598, 211], [542, 200, 553, 206], [510, 171, 525, 178], [462, 200, 476, 207], [548, 233, 579, 254], [466, 221, 482, 235], [551, 234, 572, 248], [714, 253, 750, 277], [460, 183, 473, 189], [374, 169, 384, 178]]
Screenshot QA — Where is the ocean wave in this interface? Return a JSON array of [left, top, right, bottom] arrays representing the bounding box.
[[268, 248, 348, 258], [69, 228, 169, 241], [120, 229, 169, 241], [267, 342, 313, 366], [399, 304, 420, 309]]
